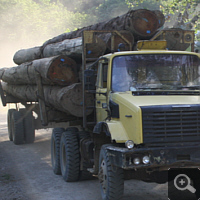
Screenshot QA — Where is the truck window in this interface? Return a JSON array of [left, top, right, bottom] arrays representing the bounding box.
[[111, 54, 200, 92], [102, 64, 108, 88], [96, 62, 108, 88]]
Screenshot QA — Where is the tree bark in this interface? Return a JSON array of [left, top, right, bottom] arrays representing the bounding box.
[[2, 82, 94, 117], [43, 36, 106, 59], [13, 46, 42, 65], [0, 55, 78, 86]]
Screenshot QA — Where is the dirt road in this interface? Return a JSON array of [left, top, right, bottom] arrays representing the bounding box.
[[0, 105, 169, 200]]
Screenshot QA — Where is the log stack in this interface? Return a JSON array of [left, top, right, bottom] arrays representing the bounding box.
[[0, 9, 166, 120], [13, 9, 165, 65], [0, 55, 94, 118], [0, 55, 78, 85], [2, 82, 93, 117]]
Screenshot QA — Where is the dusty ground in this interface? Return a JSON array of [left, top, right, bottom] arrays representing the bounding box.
[[0, 105, 170, 200]]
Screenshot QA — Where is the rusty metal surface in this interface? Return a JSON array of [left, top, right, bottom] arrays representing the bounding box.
[[150, 29, 195, 51], [106, 145, 200, 170]]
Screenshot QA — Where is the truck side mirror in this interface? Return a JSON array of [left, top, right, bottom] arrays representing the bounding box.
[[84, 69, 96, 90]]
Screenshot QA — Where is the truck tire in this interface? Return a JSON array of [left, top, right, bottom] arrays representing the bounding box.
[[7, 109, 16, 141], [11, 110, 24, 145], [51, 127, 65, 175], [78, 131, 94, 181], [19, 108, 35, 144], [60, 131, 80, 182], [99, 144, 124, 200]]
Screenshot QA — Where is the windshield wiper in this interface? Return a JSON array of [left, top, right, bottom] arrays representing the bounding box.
[[138, 87, 163, 90]]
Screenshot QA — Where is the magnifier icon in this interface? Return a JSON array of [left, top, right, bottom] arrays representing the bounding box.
[[174, 174, 196, 193]]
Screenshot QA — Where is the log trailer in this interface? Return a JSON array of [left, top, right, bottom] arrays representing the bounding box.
[[1, 29, 200, 200]]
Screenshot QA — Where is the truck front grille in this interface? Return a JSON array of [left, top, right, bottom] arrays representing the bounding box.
[[141, 104, 200, 147]]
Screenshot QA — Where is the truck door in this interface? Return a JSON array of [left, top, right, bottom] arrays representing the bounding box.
[[96, 61, 108, 122]]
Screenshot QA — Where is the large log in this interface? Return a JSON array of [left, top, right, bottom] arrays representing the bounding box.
[[2, 82, 94, 117], [43, 9, 165, 48], [0, 55, 78, 86], [13, 37, 107, 65], [42, 36, 107, 59], [13, 46, 42, 65]]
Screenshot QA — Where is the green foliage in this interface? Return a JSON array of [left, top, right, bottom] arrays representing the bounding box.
[[125, 0, 160, 10], [95, 0, 129, 22], [0, 0, 87, 46], [1, 0, 200, 49]]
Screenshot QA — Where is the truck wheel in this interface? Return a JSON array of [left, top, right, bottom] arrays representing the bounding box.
[[19, 108, 35, 144], [99, 144, 124, 200], [60, 131, 80, 182], [7, 109, 16, 141], [78, 131, 94, 181], [51, 127, 65, 175], [11, 110, 24, 145]]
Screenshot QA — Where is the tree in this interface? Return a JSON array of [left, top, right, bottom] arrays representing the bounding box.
[[0, 0, 87, 67], [0, 0, 87, 45]]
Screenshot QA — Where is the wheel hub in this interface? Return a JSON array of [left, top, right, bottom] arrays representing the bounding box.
[[99, 159, 107, 193]]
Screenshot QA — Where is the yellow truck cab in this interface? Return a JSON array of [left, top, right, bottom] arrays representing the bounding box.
[[85, 47, 200, 199]]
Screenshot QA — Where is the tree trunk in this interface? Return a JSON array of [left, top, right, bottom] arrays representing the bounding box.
[[42, 9, 164, 47], [2, 82, 94, 117], [13, 46, 42, 65], [43, 36, 107, 59], [0, 55, 78, 86], [13, 37, 106, 65]]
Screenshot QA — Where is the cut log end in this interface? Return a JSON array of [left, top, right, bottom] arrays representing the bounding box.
[[128, 9, 160, 37], [47, 56, 78, 85]]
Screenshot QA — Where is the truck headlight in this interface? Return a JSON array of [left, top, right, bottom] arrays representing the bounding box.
[[142, 156, 150, 164], [133, 157, 140, 165], [125, 140, 134, 149]]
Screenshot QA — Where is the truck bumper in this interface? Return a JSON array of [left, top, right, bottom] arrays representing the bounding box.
[[106, 145, 200, 170]]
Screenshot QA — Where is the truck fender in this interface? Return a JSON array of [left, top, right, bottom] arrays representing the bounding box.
[[93, 122, 111, 137]]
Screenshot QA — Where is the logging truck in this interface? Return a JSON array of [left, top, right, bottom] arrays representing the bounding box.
[[1, 28, 200, 200]]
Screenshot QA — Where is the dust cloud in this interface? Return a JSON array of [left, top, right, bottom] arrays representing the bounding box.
[[0, 2, 73, 68], [0, 1, 72, 116]]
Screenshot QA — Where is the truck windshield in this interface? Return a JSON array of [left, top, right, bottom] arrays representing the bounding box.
[[112, 54, 200, 92]]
